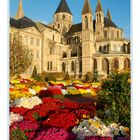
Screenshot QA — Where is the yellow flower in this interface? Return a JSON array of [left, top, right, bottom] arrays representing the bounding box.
[[76, 119, 79, 124], [125, 127, 129, 133], [82, 114, 87, 118]]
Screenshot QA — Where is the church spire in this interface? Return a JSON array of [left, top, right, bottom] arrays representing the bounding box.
[[106, 9, 112, 20], [15, 0, 24, 19], [95, 0, 103, 13], [82, 0, 92, 15], [55, 0, 72, 15]]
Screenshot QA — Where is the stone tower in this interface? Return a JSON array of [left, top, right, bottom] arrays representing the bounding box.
[[95, 0, 104, 38], [15, 0, 24, 19], [53, 0, 73, 34], [82, 0, 95, 75]]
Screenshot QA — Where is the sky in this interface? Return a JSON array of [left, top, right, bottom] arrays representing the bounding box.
[[10, 0, 130, 39]]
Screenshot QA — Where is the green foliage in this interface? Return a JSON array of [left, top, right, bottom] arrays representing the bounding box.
[[96, 71, 130, 127], [10, 33, 32, 77], [31, 66, 38, 78], [10, 127, 28, 140], [40, 71, 65, 81], [64, 72, 70, 80], [93, 69, 99, 82], [84, 72, 93, 83]]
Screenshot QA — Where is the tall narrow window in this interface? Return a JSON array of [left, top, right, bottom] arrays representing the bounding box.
[[52, 35, 54, 41], [47, 62, 49, 71], [50, 62, 52, 70], [85, 16, 88, 29], [71, 61, 75, 72]]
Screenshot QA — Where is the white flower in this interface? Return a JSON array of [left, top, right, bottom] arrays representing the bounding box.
[[10, 112, 23, 126], [13, 96, 42, 109]]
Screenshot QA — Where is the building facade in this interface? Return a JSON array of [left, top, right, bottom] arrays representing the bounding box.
[[10, 0, 130, 78]]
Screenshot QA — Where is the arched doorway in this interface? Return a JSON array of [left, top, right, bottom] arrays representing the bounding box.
[[102, 58, 109, 74], [62, 62, 65, 73], [112, 58, 119, 70], [124, 58, 130, 69]]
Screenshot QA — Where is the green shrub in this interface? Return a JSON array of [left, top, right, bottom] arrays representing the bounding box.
[[96, 70, 130, 127], [84, 72, 93, 83]]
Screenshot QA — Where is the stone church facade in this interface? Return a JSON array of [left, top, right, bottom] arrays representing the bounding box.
[[10, 0, 130, 78]]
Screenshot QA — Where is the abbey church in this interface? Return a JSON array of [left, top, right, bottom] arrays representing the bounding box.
[[10, 0, 130, 78]]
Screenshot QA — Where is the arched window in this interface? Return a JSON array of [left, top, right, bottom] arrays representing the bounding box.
[[79, 60, 82, 73], [124, 58, 130, 69], [50, 61, 52, 70], [85, 16, 88, 29], [62, 52, 67, 58], [99, 46, 102, 52], [58, 24, 60, 28], [98, 14, 101, 22], [52, 35, 54, 41], [112, 58, 119, 70], [93, 59, 97, 72], [47, 62, 49, 70], [63, 14, 65, 19], [102, 58, 109, 74], [71, 61, 75, 72], [62, 62, 65, 73]]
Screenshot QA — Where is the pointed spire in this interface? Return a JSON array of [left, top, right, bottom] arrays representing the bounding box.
[[106, 9, 112, 20], [82, 0, 92, 15], [15, 0, 24, 19], [95, 0, 103, 13], [55, 0, 72, 15]]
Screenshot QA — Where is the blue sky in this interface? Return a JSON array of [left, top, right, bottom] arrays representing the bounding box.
[[10, 0, 130, 39]]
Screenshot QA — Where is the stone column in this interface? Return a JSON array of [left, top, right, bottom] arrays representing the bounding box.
[[119, 57, 124, 70], [97, 58, 102, 75]]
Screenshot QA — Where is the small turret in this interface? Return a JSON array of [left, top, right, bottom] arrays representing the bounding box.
[[106, 9, 112, 21]]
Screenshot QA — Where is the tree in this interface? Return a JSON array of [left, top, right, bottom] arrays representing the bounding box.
[[93, 69, 99, 82], [10, 33, 32, 77], [31, 65, 38, 79], [96, 70, 130, 127], [84, 72, 93, 83]]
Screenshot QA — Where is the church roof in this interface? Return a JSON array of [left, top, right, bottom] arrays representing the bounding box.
[[82, 0, 92, 15], [10, 16, 40, 31], [95, 0, 103, 12], [67, 18, 118, 34], [55, 0, 72, 15]]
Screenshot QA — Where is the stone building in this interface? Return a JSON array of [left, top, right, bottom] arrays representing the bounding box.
[[10, 0, 130, 78]]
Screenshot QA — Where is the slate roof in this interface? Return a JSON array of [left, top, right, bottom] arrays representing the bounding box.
[[95, 0, 103, 12], [10, 16, 40, 31], [68, 18, 118, 34], [38, 22, 59, 32], [55, 0, 72, 15], [82, 0, 92, 15]]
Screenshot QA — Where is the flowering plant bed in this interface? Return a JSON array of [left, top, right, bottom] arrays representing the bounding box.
[[10, 78, 130, 140]]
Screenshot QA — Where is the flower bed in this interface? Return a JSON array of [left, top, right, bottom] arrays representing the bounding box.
[[10, 78, 130, 140]]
